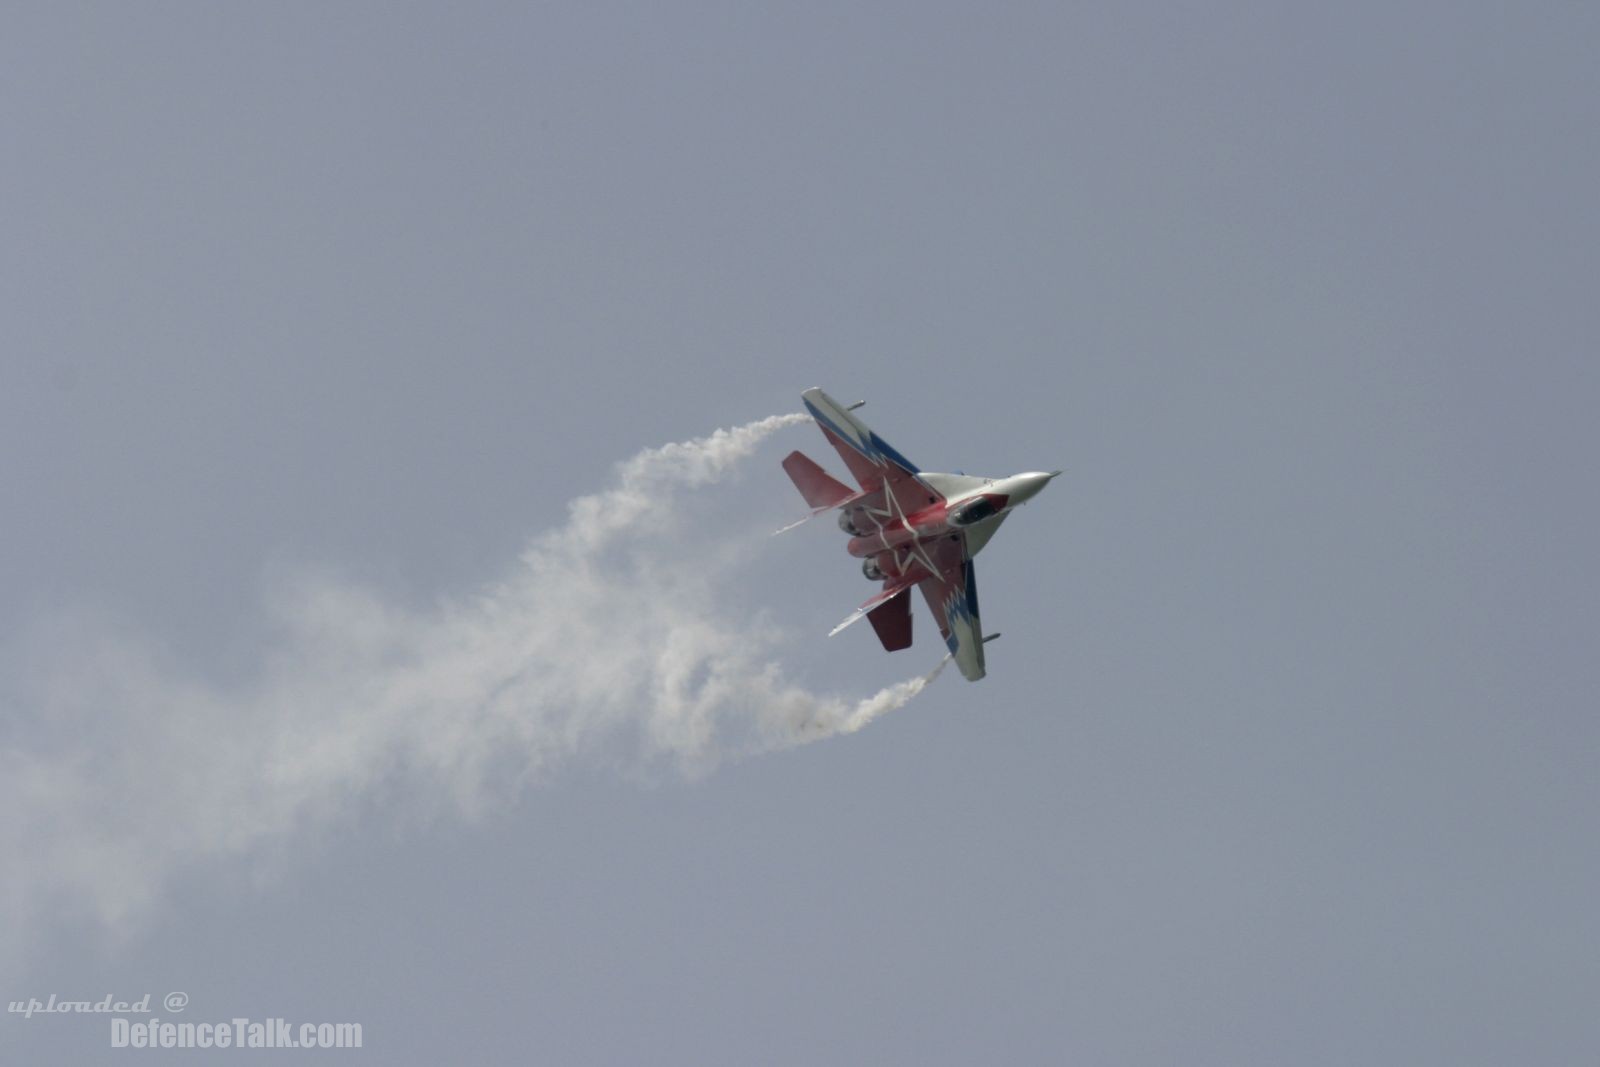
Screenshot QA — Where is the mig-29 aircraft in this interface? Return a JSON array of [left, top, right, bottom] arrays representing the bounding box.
[[781, 387, 1058, 682]]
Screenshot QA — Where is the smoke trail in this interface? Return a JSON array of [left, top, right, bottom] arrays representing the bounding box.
[[790, 654, 954, 739], [0, 413, 946, 962]]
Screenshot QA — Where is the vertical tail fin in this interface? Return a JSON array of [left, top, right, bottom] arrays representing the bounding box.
[[867, 587, 913, 651], [782, 451, 855, 509]]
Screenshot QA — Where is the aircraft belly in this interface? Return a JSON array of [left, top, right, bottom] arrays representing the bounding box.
[[959, 511, 1010, 556], [796, 387, 1057, 683]]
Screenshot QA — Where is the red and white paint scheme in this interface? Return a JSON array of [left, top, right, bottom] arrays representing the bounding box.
[[781, 387, 1058, 682]]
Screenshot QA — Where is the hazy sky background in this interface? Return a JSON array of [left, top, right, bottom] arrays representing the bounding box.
[[4, 3, 1597, 1063]]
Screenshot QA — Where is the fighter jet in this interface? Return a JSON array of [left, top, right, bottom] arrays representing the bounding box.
[[782, 387, 1058, 681]]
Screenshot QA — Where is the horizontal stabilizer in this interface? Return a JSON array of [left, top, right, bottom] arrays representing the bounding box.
[[829, 580, 915, 637], [828, 604, 873, 637], [782, 450, 855, 510]]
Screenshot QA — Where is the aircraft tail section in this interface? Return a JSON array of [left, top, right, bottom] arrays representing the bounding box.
[[867, 587, 913, 651], [782, 450, 855, 510]]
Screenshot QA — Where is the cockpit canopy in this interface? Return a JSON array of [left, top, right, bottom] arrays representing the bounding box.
[[949, 495, 1001, 527]]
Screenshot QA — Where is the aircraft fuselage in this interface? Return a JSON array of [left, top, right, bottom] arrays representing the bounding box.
[[843, 471, 1057, 559], [784, 385, 1059, 681]]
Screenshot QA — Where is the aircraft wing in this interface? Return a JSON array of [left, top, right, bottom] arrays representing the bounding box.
[[918, 557, 986, 682], [802, 387, 944, 517]]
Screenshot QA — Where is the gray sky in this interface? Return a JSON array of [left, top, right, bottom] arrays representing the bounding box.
[[4, 3, 1597, 1064]]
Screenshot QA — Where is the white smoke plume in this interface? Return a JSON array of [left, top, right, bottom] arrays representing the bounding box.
[[0, 413, 947, 963]]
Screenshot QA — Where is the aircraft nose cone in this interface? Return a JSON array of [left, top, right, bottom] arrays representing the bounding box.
[[1011, 470, 1060, 504]]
